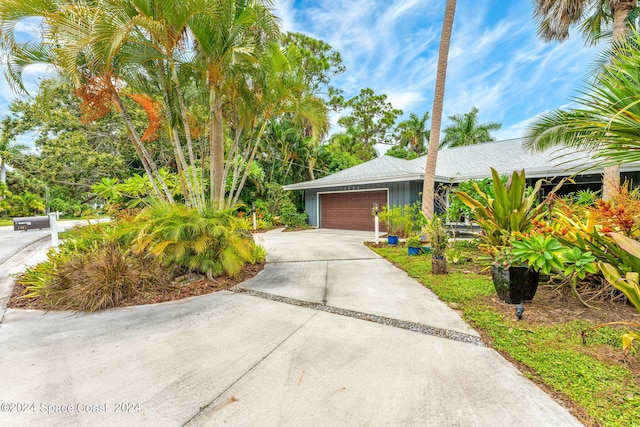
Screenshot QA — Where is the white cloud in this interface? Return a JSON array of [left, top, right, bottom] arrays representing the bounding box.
[[272, 0, 297, 33], [0, 0, 602, 146], [385, 91, 426, 113]]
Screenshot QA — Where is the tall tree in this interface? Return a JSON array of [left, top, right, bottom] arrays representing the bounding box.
[[440, 107, 501, 148], [337, 88, 402, 152], [189, 0, 280, 208], [532, 0, 638, 199], [282, 32, 345, 111], [328, 126, 378, 162], [2, 81, 131, 199], [422, 0, 457, 220], [395, 111, 430, 155], [227, 43, 328, 206]]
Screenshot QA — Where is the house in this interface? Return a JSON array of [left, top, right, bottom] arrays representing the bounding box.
[[283, 138, 640, 231]]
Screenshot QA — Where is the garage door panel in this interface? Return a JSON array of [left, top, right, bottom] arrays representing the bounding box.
[[321, 191, 387, 231]]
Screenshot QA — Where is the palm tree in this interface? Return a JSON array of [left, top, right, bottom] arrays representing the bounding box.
[[526, 31, 640, 168], [532, 0, 638, 199], [395, 112, 430, 154], [228, 43, 328, 206], [188, 0, 280, 208], [440, 107, 501, 148], [0, 0, 176, 203], [422, 0, 457, 220]]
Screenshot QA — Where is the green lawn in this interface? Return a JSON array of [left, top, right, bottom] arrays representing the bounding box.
[[369, 242, 640, 427]]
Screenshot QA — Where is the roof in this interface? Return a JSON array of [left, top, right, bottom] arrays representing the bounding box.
[[284, 138, 640, 191]]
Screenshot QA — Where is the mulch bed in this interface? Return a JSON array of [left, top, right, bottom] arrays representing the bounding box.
[[7, 263, 264, 311]]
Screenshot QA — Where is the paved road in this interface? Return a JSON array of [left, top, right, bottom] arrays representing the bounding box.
[[0, 228, 582, 426], [0, 219, 109, 320]]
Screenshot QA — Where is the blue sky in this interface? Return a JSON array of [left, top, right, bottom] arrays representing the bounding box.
[[273, 0, 599, 141], [0, 1, 599, 143]]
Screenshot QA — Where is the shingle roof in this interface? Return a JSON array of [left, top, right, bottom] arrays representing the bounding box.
[[284, 138, 640, 190]]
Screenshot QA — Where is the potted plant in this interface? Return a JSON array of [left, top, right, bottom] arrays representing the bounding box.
[[406, 235, 422, 256], [455, 168, 562, 302], [425, 216, 449, 274], [379, 205, 405, 245], [490, 245, 540, 304]]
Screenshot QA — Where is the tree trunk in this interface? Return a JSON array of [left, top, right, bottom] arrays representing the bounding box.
[[111, 91, 173, 202], [603, 1, 635, 200], [156, 59, 196, 207], [308, 157, 316, 180], [422, 0, 457, 220], [210, 89, 225, 209], [224, 126, 243, 207], [0, 159, 5, 184], [232, 120, 268, 206], [171, 63, 204, 211]]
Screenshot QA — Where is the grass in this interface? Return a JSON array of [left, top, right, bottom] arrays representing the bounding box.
[[369, 241, 640, 427]]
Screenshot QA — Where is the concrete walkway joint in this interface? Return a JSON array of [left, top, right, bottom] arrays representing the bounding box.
[[234, 287, 485, 347]]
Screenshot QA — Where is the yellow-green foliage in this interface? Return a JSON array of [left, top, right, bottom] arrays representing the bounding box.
[[130, 202, 257, 278], [599, 232, 640, 353]]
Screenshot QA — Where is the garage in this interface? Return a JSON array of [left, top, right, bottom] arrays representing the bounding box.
[[320, 190, 388, 231]]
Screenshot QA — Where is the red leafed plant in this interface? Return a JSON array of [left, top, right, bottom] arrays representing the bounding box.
[[126, 93, 161, 142], [76, 75, 113, 123]]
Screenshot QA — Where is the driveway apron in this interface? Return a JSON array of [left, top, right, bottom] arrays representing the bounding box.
[[0, 228, 582, 426]]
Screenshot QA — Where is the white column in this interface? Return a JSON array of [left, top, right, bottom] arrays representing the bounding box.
[[48, 212, 59, 247], [374, 214, 379, 245]]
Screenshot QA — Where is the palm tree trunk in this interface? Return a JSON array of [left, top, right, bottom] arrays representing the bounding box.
[[210, 89, 225, 209], [171, 63, 204, 211], [232, 120, 268, 206], [603, 0, 635, 200], [224, 126, 243, 207], [422, 0, 457, 220], [111, 91, 172, 202], [308, 157, 316, 180], [156, 59, 196, 207]]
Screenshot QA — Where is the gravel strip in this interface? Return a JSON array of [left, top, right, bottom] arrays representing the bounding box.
[[266, 258, 379, 264], [232, 287, 485, 347]]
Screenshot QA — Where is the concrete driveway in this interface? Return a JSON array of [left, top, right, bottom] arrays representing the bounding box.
[[0, 229, 581, 426]]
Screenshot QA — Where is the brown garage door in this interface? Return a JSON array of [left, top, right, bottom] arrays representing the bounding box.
[[320, 190, 387, 231]]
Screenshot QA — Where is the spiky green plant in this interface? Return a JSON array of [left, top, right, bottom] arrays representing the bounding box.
[[131, 202, 257, 279], [454, 168, 545, 247]]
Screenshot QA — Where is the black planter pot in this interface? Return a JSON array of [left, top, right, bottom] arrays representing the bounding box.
[[491, 266, 539, 304]]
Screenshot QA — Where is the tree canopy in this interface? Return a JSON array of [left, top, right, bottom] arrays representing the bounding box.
[[440, 107, 501, 148]]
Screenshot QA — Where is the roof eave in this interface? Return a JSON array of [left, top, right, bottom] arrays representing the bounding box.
[[282, 173, 460, 190]]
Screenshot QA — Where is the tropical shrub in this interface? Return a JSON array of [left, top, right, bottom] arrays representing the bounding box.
[[424, 215, 449, 258], [9, 191, 46, 216], [43, 242, 171, 312], [130, 202, 260, 279], [454, 168, 547, 247], [280, 196, 308, 228], [511, 233, 599, 306], [17, 204, 266, 312], [406, 234, 423, 248], [379, 202, 423, 237], [448, 177, 501, 221], [17, 223, 171, 312], [599, 232, 640, 353]]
